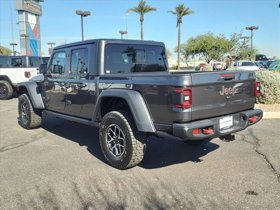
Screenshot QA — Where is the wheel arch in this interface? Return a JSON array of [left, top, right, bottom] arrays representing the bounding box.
[[17, 82, 45, 109], [0, 75, 14, 88], [93, 89, 155, 133]]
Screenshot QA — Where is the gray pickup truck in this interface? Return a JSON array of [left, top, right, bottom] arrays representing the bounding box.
[[17, 39, 263, 169]]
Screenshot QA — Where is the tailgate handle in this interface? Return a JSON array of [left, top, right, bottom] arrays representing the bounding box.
[[224, 77, 234, 81], [220, 74, 235, 81]]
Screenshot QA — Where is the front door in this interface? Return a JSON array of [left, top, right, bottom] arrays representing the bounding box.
[[44, 51, 67, 113]]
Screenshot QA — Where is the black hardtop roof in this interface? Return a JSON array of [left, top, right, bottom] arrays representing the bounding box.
[[54, 39, 165, 50], [0, 55, 41, 58]]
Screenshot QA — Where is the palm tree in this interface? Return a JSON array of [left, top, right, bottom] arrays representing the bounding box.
[[169, 4, 194, 70], [127, 0, 156, 40]]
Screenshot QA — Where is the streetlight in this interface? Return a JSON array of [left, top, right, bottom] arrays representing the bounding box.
[[245, 26, 259, 59], [119, 30, 127, 39], [240, 36, 250, 46], [20, 34, 29, 56], [76, 10, 91, 41], [10, 43, 17, 56], [47, 42, 55, 55]]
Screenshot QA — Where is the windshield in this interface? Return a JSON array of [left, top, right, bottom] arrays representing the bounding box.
[[269, 61, 277, 68], [241, 62, 255, 66]]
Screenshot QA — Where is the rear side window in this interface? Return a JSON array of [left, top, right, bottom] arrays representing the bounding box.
[[70, 48, 88, 75], [104, 44, 167, 74], [49, 51, 66, 74], [29, 57, 41, 67]]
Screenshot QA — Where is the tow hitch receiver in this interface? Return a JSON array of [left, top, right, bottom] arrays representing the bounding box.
[[219, 134, 235, 142]]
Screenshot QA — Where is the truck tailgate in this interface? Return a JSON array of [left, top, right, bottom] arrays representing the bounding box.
[[191, 71, 256, 121]]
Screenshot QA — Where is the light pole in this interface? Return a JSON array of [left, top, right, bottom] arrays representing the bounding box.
[[240, 36, 250, 46], [119, 30, 127, 39], [245, 26, 258, 59], [20, 34, 29, 56], [76, 10, 91, 41], [10, 43, 17, 56], [47, 42, 55, 55], [125, 12, 129, 39]]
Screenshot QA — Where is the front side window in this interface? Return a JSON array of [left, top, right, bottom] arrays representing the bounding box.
[[49, 51, 66, 74], [104, 44, 167, 74], [70, 48, 88, 75], [11, 57, 26, 67], [0, 57, 10, 68]]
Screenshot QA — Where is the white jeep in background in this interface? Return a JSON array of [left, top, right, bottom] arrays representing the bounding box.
[[233, 60, 260, 71], [0, 56, 45, 100]]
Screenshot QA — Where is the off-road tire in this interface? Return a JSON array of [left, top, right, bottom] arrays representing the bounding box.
[[18, 94, 42, 129], [99, 110, 146, 170], [184, 138, 212, 146], [0, 80, 13, 100]]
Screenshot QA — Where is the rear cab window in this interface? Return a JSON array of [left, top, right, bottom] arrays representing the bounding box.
[[104, 44, 168, 74]]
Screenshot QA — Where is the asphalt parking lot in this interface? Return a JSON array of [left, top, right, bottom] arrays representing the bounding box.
[[0, 99, 280, 209]]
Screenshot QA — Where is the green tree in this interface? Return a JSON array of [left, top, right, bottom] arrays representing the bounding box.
[[236, 36, 257, 60], [0, 45, 12, 55], [182, 33, 235, 63], [183, 32, 258, 62], [127, 0, 156, 40], [169, 4, 194, 70]]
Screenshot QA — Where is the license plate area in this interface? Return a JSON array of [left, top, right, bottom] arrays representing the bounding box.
[[219, 116, 233, 130]]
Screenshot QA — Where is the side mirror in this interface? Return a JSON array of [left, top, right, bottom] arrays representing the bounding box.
[[39, 63, 48, 74]]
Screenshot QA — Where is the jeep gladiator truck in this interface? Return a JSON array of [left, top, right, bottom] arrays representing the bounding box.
[[0, 56, 43, 100], [17, 39, 263, 169]]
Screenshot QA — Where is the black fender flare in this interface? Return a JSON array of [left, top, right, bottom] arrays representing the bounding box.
[[18, 82, 45, 109], [93, 89, 155, 133]]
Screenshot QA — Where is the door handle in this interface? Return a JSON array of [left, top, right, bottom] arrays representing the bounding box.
[[76, 83, 87, 88], [65, 83, 70, 89]]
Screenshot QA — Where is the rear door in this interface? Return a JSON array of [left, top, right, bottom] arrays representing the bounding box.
[[191, 71, 256, 121], [64, 44, 97, 119]]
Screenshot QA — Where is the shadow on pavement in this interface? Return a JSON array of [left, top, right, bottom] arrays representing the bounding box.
[[41, 116, 219, 169], [140, 136, 219, 169], [10, 176, 232, 210]]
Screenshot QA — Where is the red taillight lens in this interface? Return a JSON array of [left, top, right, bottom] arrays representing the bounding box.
[[249, 116, 257, 123], [175, 88, 192, 109], [255, 81, 260, 97], [24, 71, 31, 78], [192, 128, 199, 135]]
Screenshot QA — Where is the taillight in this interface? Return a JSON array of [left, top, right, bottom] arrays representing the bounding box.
[[255, 81, 260, 97], [175, 88, 192, 109], [24, 71, 31, 78], [249, 116, 257, 123]]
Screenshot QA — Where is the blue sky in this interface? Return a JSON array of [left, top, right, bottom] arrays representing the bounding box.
[[0, 0, 279, 58]]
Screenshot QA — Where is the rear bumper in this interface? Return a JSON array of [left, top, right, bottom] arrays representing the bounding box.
[[172, 109, 263, 141]]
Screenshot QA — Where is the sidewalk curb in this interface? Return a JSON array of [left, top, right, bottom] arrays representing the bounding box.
[[262, 112, 280, 119]]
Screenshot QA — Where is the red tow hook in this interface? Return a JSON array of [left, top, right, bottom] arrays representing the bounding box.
[[202, 128, 214, 135], [249, 116, 257, 123]]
